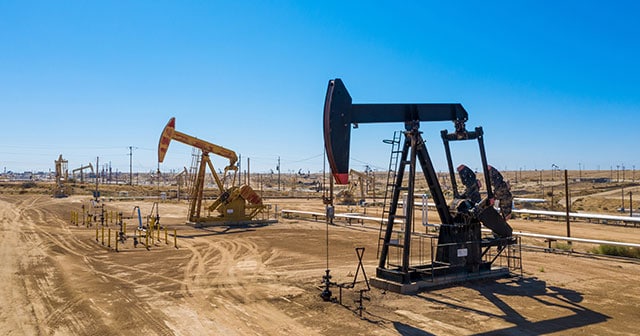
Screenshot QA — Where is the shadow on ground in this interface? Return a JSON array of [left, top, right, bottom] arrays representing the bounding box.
[[393, 277, 608, 335]]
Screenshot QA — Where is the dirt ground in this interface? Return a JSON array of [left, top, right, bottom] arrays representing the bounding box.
[[1, 194, 639, 335]]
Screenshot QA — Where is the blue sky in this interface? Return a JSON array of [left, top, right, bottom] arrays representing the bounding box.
[[1, 1, 639, 176]]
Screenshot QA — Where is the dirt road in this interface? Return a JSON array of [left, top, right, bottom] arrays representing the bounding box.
[[1, 195, 639, 335]]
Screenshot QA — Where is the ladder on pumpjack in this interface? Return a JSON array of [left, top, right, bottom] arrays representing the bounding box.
[[377, 130, 406, 265], [183, 147, 201, 211]]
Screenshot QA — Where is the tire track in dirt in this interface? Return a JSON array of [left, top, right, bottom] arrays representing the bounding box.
[[14, 196, 115, 334], [28, 203, 187, 289], [10, 196, 178, 335], [174, 231, 317, 335], [0, 197, 42, 335], [5, 196, 318, 335]]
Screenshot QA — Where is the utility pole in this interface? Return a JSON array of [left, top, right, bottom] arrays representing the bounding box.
[[247, 157, 250, 186], [129, 146, 133, 186], [95, 156, 99, 200], [277, 156, 281, 191], [578, 162, 582, 180]]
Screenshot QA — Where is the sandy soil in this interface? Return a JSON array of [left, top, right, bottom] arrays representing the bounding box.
[[1, 194, 639, 335]]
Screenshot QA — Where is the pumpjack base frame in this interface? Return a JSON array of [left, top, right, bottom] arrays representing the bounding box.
[[371, 266, 512, 294], [187, 219, 277, 228]]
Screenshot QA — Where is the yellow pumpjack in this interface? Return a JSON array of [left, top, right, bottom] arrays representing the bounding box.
[[158, 117, 273, 227]]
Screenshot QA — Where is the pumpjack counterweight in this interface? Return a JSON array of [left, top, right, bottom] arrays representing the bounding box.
[[323, 78, 519, 293]]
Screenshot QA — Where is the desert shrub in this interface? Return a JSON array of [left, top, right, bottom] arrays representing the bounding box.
[[555, 242, 573, 251], [21, 181, 36, 189], [591, 245, 640, 259]]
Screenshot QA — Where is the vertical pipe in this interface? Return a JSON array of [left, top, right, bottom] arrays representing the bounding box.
[[422, 194, 428, 226], [108, 229, 111, 248], [95, 227, 99, 242], [115, 231, 118, 252], [630, 192, 633, 217], [101, 226, 105, 245], [174, 229, 178, 249], [165, 227, 168, 244]]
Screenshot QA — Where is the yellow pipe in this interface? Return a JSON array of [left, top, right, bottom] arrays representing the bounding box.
[[108, 228, 111, 248], [101, 226, 104, 245], [115, 232, 118, 252], [95, 226, 98, 242], [174, 229, 178, 249], [165, 227, 168, 245]]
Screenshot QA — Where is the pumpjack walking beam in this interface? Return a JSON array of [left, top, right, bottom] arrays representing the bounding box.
[[324, 78, 468, 185], [324, 78, 469, 225]]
